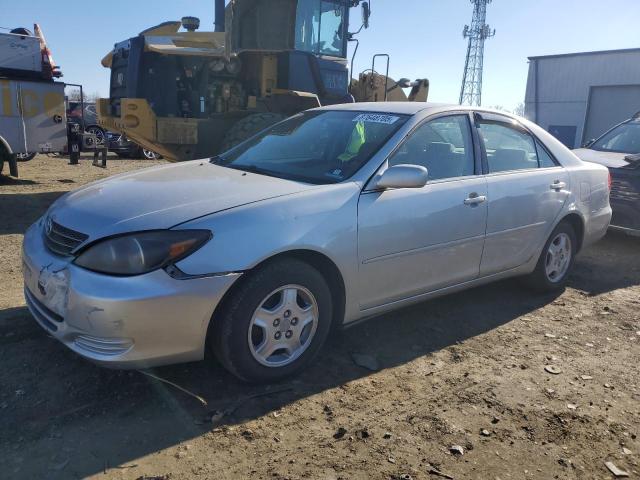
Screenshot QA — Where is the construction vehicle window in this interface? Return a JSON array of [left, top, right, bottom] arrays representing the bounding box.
[[389, 116, 475, 180], [319, 1, 345, 56], [215, 111, 408, 184], [295, 0, 321, 54], [295, 0, 346, 57]]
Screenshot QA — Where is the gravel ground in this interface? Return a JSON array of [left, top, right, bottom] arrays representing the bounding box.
[[0, 155, 639, 480]]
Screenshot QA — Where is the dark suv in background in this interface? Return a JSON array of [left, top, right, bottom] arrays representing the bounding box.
[[574, 114, 640, 235], [106, 132, 162, 159]]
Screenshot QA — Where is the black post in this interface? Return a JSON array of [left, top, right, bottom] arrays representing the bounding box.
[[214, 0, 226, 32]]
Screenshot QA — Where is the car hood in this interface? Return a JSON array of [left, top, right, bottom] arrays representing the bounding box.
[[47, 161, 316, 240], [572, 148, 631, 168]]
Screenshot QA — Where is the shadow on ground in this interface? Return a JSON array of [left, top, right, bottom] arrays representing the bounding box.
[[0, 192, 67, 235], [0, 232, 637, 478]]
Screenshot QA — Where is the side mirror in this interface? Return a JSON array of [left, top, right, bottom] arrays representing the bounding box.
[[361, 2, 370, 29], [375, 164, 429, 190]]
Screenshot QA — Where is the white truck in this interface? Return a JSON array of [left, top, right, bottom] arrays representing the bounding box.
[[0, 26, 67, 176]]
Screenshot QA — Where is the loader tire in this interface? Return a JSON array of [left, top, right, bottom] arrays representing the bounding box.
[[221, 113, 285, 152]]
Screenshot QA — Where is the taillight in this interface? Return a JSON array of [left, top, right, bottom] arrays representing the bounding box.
[[608, 171, 612, 191]]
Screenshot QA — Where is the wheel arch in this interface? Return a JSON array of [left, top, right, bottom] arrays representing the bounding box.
[[207, 248, 347, 343], [0, 135, 13, 156], [559, 212, 585, 253]]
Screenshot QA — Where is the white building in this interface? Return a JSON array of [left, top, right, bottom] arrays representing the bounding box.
[[524, 48, 640, 148]]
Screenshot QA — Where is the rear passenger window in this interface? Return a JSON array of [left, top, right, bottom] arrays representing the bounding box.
[[478, 122, 538, 173], [536, 140, 558, 168], [389, 115, 475, 180]]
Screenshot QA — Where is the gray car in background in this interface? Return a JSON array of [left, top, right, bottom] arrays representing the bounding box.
[[22, 103, 611, 382]]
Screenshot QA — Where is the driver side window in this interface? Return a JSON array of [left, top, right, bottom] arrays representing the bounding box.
[[388, 115, 475, 181]]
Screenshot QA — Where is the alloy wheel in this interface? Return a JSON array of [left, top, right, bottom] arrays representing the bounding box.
[[545, 232, 572, 283], [142, 149, 158, 160], [248, 285, 319, 368], [86, 126, 105, 146]]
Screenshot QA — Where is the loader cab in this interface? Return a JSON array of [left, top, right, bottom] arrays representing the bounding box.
[[294, 0, 348, 58], [230, 0, 352, 104]]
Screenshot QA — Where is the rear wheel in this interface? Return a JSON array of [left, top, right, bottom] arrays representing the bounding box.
[[525, 221, 577, 292], [221, 113, 285, 152], [211, 258, 333, 383]]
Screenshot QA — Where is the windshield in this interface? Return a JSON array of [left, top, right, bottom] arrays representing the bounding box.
[[295, 0, 347, 57], [591, 120, 640, 154], [214, 111, 408, 184]]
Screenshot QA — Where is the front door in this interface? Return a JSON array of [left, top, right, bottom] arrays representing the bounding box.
[[475, 114, 570, 276], [357, 114, 487, 310]]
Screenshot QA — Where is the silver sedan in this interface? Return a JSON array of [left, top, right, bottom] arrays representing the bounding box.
[[22, 103, 612, 382]]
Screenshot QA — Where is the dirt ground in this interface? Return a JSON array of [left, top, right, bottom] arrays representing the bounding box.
[[0, 155, 639, 480]]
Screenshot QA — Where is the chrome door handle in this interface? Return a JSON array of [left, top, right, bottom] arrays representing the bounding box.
[[464, 194, 487, 205], [550, 181, 566, 190]]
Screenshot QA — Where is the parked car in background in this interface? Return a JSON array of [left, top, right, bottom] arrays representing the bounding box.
[[106, 131, 162, 159], [574, 113, 640, 235], [23, 103, 611, 382], [67, 101, 105, 147]]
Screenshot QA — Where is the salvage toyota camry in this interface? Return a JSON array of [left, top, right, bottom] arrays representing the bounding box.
[[23, 103, 612, 382]]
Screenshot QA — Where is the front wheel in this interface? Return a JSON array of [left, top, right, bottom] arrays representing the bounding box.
[[85, 126, 106, 147], [525, 221, 577, 292], [211, 258, 333, 383]]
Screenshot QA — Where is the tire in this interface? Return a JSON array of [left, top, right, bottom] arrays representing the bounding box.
[[221, 113, 285, 152], [211, 258, 333, 383], [141, 148, 160, 160], [85, 126, 106, 146], [524, 221, 577, 292]]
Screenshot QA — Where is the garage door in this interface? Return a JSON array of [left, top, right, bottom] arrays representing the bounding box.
[[583, 85, 640, 143]]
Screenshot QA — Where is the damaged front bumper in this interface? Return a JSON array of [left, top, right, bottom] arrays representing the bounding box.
[[22, 219, 241, 369]]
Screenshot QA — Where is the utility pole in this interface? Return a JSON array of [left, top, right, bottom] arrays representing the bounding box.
[[459, 0, 495, 106]]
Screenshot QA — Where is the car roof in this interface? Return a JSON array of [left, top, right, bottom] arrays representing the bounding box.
[[314, 102, 453, 115]]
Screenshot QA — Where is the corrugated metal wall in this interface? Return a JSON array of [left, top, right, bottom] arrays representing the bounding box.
[[524, 49, 640, 148]]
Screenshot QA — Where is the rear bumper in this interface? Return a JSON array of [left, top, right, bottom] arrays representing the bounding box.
[[22, 219, 241, 369], [609, 198, 640, 234], [609, 170, 640, 233], [583, 205, 613, 248]]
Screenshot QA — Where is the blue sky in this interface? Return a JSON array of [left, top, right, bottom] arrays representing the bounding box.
[[4, 0, 640, 110]]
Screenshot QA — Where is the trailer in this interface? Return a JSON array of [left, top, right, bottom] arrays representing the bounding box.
[[0, 25, 67, 176]]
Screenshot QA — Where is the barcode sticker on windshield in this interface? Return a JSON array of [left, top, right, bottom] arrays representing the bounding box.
[[353, 113, 400, 125]]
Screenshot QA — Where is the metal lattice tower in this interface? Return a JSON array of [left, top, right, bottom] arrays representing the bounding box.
[[459, 0, 495, 106]]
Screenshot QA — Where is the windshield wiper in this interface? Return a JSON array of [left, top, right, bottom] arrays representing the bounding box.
[[226, 164, 263, 174]]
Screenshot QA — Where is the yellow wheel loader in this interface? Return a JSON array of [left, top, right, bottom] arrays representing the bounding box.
[[98, 0, 429, 162]]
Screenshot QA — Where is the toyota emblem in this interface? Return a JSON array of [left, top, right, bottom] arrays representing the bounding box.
[[45, 217, 53, 235]]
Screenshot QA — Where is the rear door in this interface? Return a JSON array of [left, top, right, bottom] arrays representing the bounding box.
[[18, 80, 66, 153], [475, 113, 570, 276]]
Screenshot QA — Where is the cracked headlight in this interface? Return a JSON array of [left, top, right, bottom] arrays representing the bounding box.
[[75, 230, 211, 276]]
